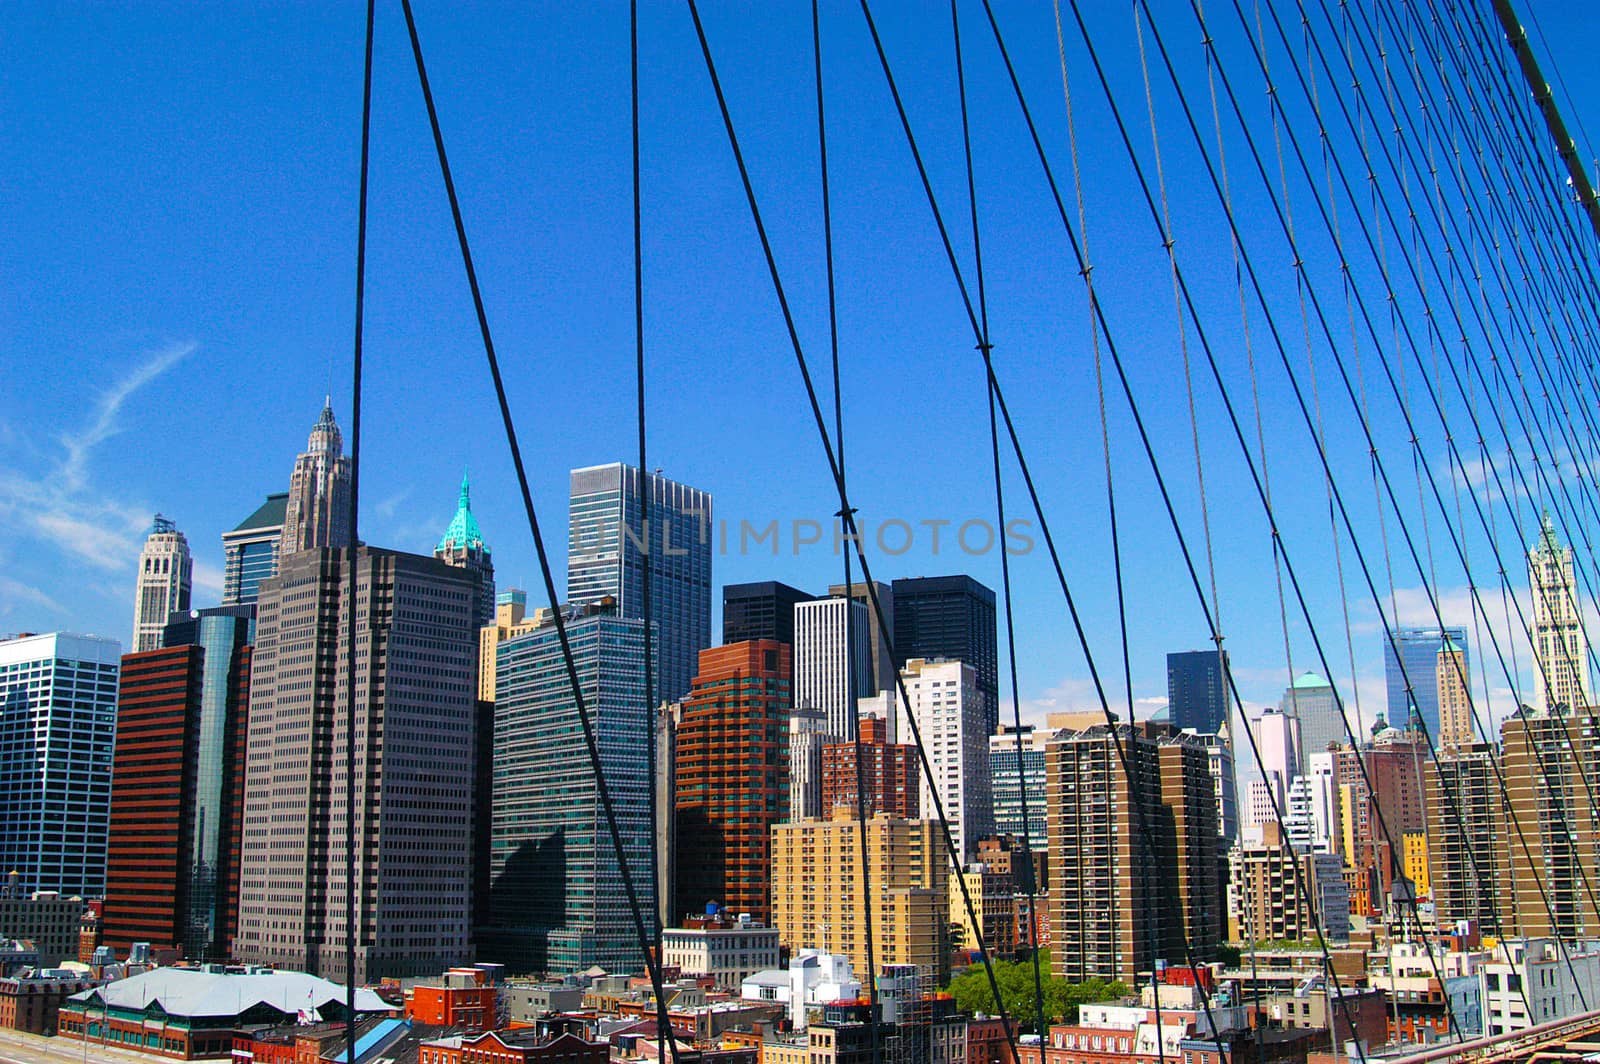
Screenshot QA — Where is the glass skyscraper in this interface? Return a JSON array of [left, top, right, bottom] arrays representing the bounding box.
[[1384, 626, 1468, 737], [162, 606, 253, 959], [221, 492, 287, 608], [485, 608, 657, 975], [567, 463, 711, 704], [0, 633, 120, 896]]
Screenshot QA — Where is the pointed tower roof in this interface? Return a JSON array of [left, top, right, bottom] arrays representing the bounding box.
[[437, 471, 487, 554], [1532, 508, 1564, 554]]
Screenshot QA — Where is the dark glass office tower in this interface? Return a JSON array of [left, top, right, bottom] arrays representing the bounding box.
[[891, 575, 998, 734], [722, 581, 815, 645], [1167, 649, 1231, 735]]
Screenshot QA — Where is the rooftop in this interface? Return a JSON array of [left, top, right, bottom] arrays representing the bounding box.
[[437, 472, 487, 554]]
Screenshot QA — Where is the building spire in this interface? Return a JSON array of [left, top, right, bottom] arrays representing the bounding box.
[[437, 469, 486, 554]]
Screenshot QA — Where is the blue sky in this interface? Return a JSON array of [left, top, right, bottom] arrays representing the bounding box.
[[4, 1, 1598, 737]]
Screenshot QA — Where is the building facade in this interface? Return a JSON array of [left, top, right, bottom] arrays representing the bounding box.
[[821, 714, 917, 819], [1437, 636, 1475, 750], [661, 914, 781, 987], [1227, 822, 1351, 945], [234, 547, 478, 983], [1284, 673, 1342, 764], [892, 577, 998, 736], [567, 462, 711, 704], [133, 515, 193, 652], [1046, 724, 1218, 984], [674, 641, 790, 923], [770, 809, 949, 984], [788, 707, 830, 822], [0, 633, 119, 897], [894, 658, 993, 860], [221, 493, 288, 607], [1425, 743, 1508, 934], [1167, 650, 1230, 735], [1500, 709, 1600, 939], [482, 607, 656, 975]]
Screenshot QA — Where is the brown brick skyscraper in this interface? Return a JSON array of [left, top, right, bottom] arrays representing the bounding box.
[[820, 715, 918, 818], [673, 641, 790, 923]]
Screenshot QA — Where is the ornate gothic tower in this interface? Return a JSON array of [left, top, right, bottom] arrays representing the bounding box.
[[435, 471, 495, 629], [280, 400, 352, 556], [1529, 510, 1591, 712], [132, 515, 193, 652]]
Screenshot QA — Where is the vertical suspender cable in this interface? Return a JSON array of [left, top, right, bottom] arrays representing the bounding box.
[[344, 0, 374, 1040]]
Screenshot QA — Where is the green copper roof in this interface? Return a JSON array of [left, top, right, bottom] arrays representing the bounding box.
[[1532, 509, 1563, 553], [437, 472, 487, 554], [1290, 671, 1329, 690]]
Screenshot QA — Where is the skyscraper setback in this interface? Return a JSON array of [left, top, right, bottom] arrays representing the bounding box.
[[567, 463, 711, 703], [234, 547, 478, 983], [133, 515, 193, 652], [280, 401, 353, 556]]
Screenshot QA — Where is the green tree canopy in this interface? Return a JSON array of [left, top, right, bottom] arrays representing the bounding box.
[[945, 952, 1128, 1027]]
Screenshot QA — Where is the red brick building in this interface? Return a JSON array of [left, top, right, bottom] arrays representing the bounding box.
[[820, 715, 918, 818], [0, 973, 96, 1035], [419, 1030, 610, 1064], [102, 625, 251, 962], [674, 641, 790, 923], [407, 968, 497, 1031]]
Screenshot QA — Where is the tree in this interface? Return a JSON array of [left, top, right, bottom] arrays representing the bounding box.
[[946, 951, 1128, 1027]]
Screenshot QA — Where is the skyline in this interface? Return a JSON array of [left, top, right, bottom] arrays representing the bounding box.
[[5, 2, 1599, 741]]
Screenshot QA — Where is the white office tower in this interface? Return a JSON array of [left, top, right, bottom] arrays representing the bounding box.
[[794, 596, 873, 741], [1242, 705, 1299, 838], [1529, 511, 1592, 712], [894, 658, 993, 860], [1304, 752, 1340, 853], [788, 706, 829, 821], [0, 633, 120, 896], [132, 515, 192, 652]]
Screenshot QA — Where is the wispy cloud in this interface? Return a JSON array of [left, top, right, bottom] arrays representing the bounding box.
[[0, 343, 196, 575], [193, 560, 226, 598]]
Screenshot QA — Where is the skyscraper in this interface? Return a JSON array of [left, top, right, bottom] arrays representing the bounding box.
[[1167, 649, 1230, 734], [1242, 706, 1298, 837], [1046, 723, 1218, 984], [221, 493, 288, 607], [234, 546, 477, 983], [280, 401, 352, 556], [133, 515, 193, 652], [1384, 627, 1469, 736], [103, 606, 252, 961], [894, 658, 993, 860], [1500, 709, 1600, 939], [794, 596, 873, 741], [787, 706, 829, 821], [0, 633, 120, 896], [1529, 512, 1591, 712], [674, 641, 790, 924], [567, 463, 711, 704], [722, 581, 815, 646], [1284, 672, 1343, 762], [482, 605, 656, 975], [891, 577, 998, 735], [1425, 743, 1507, 934], [436, 472, 495, 629]]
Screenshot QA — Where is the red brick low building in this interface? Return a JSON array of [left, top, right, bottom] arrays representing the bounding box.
[[420, 1030, 610, 1064], [0, 972, 97, 1034]]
